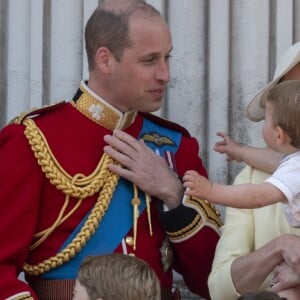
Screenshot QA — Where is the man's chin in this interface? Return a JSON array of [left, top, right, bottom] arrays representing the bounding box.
[[141, 106, 162, 113]]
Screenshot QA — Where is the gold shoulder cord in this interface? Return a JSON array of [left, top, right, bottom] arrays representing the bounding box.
[[22, 118, 120, 276], [11, 293, 34, 300]]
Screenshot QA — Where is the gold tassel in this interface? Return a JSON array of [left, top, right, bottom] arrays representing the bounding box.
[[146, 193, 153, 236], [131, 184, 141, 250]]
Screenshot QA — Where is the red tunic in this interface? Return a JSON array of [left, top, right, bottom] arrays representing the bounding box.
[[0, 85, 221, 299]]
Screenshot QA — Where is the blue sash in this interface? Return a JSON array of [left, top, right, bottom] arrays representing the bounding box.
[[42, 117, 182, 279]]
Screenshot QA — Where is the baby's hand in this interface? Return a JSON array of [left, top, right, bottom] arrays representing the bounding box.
[[183, 170, 212, 199], [214, 132, 243, 162]]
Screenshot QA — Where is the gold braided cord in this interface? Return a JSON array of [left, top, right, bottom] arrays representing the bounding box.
[[166, 215, 201, 240], [31, 172, 91, 249], [22, 118, 120, 275], [30, 196, 83, 250], [23, 118, 111, 246], [23, 166, 119, 276], [23, 118, 108, 198], [11, 293, 34, 300]]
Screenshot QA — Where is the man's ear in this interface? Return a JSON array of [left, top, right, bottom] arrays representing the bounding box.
[[276, 126, 291, 145], [95, 47, 114, 74]]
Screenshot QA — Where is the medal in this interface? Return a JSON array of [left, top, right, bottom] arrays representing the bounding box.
[[160, 238, 174, 272]]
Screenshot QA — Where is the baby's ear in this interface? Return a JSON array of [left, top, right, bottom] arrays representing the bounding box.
[[275, 126, 290, 145]]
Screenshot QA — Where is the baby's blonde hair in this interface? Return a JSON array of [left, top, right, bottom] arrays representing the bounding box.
[[265, 80, 300, 148]]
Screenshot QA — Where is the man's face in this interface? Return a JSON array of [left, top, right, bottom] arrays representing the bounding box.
[[109, 13, 173, 113]]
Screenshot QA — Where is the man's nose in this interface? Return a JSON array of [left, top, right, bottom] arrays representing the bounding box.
[[155, 61, 170, 82]]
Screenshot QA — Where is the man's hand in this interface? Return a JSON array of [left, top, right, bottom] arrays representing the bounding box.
[[103, 129, 183, 209]]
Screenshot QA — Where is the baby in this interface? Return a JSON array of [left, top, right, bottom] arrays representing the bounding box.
[[183, 80, 300, 227]]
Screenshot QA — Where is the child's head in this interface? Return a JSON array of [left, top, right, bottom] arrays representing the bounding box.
[[73, 253, 161, 300], [237, 290, 286, 300], [262, 80, 300, 148]]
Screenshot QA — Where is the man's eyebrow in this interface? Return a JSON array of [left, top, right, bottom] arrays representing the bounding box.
[[136, 52, 158, 62], [140, 47, 173, 58]]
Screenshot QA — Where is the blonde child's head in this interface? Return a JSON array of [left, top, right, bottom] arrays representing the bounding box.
[[263, 80, 300, 148], [73, 253, 161, 300]]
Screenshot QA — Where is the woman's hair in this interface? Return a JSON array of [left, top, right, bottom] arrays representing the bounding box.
[[265, 79, 300, 148], [77, 253, 161, 300]]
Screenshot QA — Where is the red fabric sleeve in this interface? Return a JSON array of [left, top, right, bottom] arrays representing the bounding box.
[[0, 124, 40, 299]]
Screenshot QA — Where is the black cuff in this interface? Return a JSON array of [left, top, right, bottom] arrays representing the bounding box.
[[159, 204, 198, 233]]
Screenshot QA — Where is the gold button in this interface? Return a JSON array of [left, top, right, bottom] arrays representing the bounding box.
[[125, 236, 134, 246]]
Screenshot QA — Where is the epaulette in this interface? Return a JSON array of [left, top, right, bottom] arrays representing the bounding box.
[[9, 101, 66, 125], [162, 196, 222, 243], [140, 112, 191, 137], [183, 196, 222, 235]]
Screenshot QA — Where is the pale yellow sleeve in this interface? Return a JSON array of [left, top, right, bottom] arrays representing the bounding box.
[[208, 165, 270, 300]]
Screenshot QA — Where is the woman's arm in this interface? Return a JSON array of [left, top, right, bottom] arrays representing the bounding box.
[[232, 235, 300, 294], [231, 238, 282, 293]]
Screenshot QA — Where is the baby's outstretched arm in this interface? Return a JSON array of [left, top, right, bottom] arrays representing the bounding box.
[[182, 169, 285, 208], [183, 170, 213, 199], [214, 132, 244, 162], [214, 132, 282, 174]]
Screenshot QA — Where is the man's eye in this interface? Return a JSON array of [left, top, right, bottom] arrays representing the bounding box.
[[143, 57, 156, 64], [165, 54, 172, 61]]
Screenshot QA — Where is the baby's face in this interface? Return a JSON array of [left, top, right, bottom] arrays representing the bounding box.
[[72, 279, 90, 300]]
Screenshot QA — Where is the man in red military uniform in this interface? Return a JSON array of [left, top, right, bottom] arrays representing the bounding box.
[[0, 1, 221, 299]]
